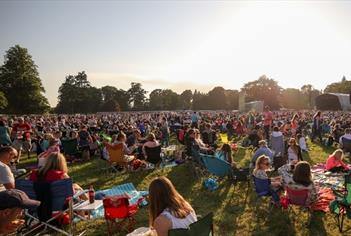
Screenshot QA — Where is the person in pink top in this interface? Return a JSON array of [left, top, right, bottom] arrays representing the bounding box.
[[326, 149, 350, 173], [263, 106, 273, 141]]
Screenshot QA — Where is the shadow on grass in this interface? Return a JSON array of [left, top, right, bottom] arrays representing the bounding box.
[[308, 212, 327, 236]]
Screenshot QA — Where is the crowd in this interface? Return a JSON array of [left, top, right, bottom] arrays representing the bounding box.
[[1, 107, 351, 234]]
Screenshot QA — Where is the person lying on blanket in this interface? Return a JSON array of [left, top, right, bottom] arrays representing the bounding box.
[[326, 149, 350, 173]]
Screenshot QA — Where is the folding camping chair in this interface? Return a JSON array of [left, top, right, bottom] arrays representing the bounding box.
[[168, 212, 214, 236], [330, 174, 351, 233], [106, 143, 130, 172], [103, 195, 144, 235], [252, 176, 279, 213], [15, 178, 86, 236], [190, 146, 207, 178], [144, 145, 162, 166], [285, 187, 311, 223], [200, 153, 232, 178], [61, 139, 81, 158]]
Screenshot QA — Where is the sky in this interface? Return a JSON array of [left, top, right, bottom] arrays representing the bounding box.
[[0, 0, 351, 106]]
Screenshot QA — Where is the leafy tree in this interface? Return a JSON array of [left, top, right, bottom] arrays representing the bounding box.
[[0, 45, 49, 114], [101, 86, 129, 111], [180, 90, 192, 110], [56, 71, 103, 113], [281, 88, 306, 109], [0, 91, 8, 110], [100, 99, 120, 112], [241, 75, 282, 110], [192, 90, 209, 110], [149, 89, 182, 110], [127, 82, 147, 110], [324, 76, 351, 94], [207, 87, 228, 110], [225, 89, 239, 110], [301, 84, 321, 109]]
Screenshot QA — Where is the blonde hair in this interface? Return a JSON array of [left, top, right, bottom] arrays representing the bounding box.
[[332, 149, 344, 160], [253, 155, 269, 175], [38, 152, 68, 179]]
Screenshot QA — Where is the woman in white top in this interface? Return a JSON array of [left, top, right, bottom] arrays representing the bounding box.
[[149, 176, 197, 236]]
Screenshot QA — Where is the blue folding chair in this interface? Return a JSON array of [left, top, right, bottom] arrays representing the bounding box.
[[252, 176, 280, 212], [200, 153, 232, 177], [16, 178, 86, 236]]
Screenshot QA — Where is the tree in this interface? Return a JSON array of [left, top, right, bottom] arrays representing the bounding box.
[[207, 87, 228, 110], [149, 89, 182, 110], [0, 45, 49, 113], [100, 99, 120, 112], [300, 84, 321, 109], [225, 89, 239, 110], [180, 90, 192, 110], [192, 90, 209, 110], [324, 76, 351, 94], [101, 86, 129, 111], [281, 88, 306, 109], [241, 75, 282, 110], [127, 82, 147, 110], [56, 71, 103, 113], [0, 91, 8, 110]]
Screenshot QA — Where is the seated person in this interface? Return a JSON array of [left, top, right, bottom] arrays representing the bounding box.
[[339, 128, 351, 146], [278, 160, 298, 186], [287, 161, 317, 205], [0, 189, 40, 234], [194, 129, 213, 154], [326, 149, 350, 172], [0, 146, 18, 191], [216, 143, 233, 166], [287, 138, 303, 164], [142, 133, 161, 160], [253, 155, 282, 189], [250, 140, 273, 168], [184, 129, 195, 156], [201, 123, 217, 146], [149, 176, 197, 236], [247, 129, 261, 148], [104, 132, 136, 163], [38, 138, 60, 168], [30, 152, 87, 200]]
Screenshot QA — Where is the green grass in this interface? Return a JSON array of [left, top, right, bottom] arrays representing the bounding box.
[[20, 140, 349, 236]]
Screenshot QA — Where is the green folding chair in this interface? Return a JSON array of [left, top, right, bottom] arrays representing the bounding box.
[[168, 212, 214, 236], [330, 174, 351, 233]]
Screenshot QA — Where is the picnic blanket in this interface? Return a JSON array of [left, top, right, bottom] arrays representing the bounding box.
[[312, 163, 346, 191], [96, 183, 148, 206], [312, 187, 335, 212]]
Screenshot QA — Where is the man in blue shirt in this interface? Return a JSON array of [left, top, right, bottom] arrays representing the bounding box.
[[250, 140, 273, 168]]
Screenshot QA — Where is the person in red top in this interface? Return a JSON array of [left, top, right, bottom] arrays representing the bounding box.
[[29, 153, 87, 200], [11, 117, 32, 162], [263, 106, 273, 141], [326, 149, 350, 173]]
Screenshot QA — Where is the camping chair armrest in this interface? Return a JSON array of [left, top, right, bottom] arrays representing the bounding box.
[[73, 189, 89, 199]]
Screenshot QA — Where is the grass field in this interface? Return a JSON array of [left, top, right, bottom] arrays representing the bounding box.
[[18, 139, 348, 236]]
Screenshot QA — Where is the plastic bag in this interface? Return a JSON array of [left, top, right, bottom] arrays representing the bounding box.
[[126, 227, 157, 236]]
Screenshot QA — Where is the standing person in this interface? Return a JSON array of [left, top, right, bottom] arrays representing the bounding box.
[[11, 117, 32, 162], [0, 189, 40, 234], [148, 176, 197, 236], [0, 120, 11, 147], [160, 117, 170, 147], [263, 106, 273, 141], [290, 114, 299, 137], [311, 111, 322, 142], [191, 112, 199, 129], [0, 147, 18, 191]]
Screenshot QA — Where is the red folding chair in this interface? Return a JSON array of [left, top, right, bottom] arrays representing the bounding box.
[[285, 187, 311, 223], [103, 196, 143, 235]]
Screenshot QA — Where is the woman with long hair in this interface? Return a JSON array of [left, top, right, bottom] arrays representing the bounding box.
[[288, 161, 317, 205], [287, 138, 303, 164], [149, 176, 197, 236]]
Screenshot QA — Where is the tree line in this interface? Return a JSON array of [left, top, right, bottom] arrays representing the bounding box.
[[0, 45, 349, 114]]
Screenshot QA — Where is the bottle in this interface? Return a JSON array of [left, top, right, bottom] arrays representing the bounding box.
[[88, 185, 95, 204]]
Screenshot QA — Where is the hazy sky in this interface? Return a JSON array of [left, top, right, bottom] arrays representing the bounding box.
[[1, 0, 351, 106]]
